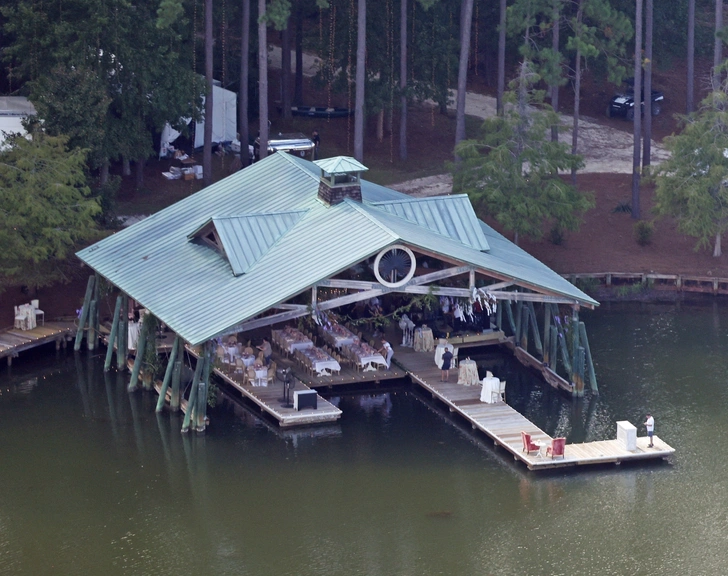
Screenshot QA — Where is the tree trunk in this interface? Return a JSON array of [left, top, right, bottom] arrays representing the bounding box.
[[715, 0, 724, 89], [455, 0, 475, 146], [642, 0, 653, 169], [203, 0, 214, 186], [354, 0, 366, 161], [497, 0, 506, 116], [399, 0, 407, 160], [258, 0, 269, 160], [715, 230, 722, 257], [295, 0, 304, 105], [240, 0, 250, 167], [377, 109, 384, 142], [100, 160, 109, 186], [571, 1, 582, 184], [687, 0, 696, 113], [631, 0, 643, 220], [550, 0, 560, 143], [135, 157, 145, 189], [122, 157, 131, 176], [282, 18, 292, 119]]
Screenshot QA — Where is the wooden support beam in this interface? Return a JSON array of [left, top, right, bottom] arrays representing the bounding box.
[[515, 301, 522, 344], [487, 291, 579, 304], [578, 321, 598, 393], [74, 275, 95, 351], [543, 304, 551, 365], [128, 326, 147, 392], [170, 338, 183, 412], [196, 342, 213, 432], [181, 351, 205, 433], [274, 304, 309, 311], [504, 300, 516, 335], [549, 325, 558, 371], [104, 296, 122, 372], [156, 334, 180, 412], [527, 302, 543, 356], [519, 303, 528, 350], [496, 301, 503, 331], [318, 266, 473, 291], [87, 300, 97, 351], [117, 295, 129, 371]]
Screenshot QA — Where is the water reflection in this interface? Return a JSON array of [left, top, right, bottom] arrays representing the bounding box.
[[2, 302, 728, 574]]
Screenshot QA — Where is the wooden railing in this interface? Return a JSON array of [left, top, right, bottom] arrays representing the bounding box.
[[563, 272, 728, 295]]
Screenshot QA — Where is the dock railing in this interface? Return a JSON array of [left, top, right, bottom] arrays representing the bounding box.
[[564, 272, 728, 295]]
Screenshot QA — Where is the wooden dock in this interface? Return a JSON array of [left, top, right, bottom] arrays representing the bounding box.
[[394, 345, 675, 471], [0, 322, 76, 365]]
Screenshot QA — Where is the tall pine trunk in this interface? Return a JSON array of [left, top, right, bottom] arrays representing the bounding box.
[[631, 0, 643, 220], [455, 0, 475, 146], [715, 231, 722, 257], [642, 0, 653, 168], [399, 0, 407, 160], [550, 0, 560, 143], [240, 0, 250, 167], [687, 0, 695, 113], [258, 0, 269, 160], [203, 0, 213, 185], [295, 0, 304, 105], [715, 0, 724, 89], [497, 0, 506, 116], [282, 19, 292, 119], [354, 0, 366, 161], [571, 0, 583, 185]]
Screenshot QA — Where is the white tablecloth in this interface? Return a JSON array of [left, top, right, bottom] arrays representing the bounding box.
[[13, 304, 36, 330], [321, 324, 357, 348], [253, 367, 268, 386], [480, 376, 502, 403], [457, 359, 479, 386], [300, 347, 341, 376], [357, 353, 387, 371], [272, 328, 314, 353], [434, 343, 455, 368], [414, 327, 434, 352], [240, 354, 255, 367], [225, 345, 238, 363]]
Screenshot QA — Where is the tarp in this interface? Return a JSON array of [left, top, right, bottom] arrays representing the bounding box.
[[0, 97, 36, 149], [159, 82, 237, 157]]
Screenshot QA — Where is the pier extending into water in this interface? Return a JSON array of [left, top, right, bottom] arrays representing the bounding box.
[[0, 322, 75, 366]]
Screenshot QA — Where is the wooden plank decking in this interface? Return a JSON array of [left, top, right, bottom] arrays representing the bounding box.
[[394, 344, 675, 470], [0, 322, 75, 364]]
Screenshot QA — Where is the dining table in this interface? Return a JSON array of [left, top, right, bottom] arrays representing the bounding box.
[[321, 324, 358, 348], [252, 365, 268, 386], [413, 326, 435, 352], [457, 358, 480, 386], [345, 342, 387, 372], [434, 342, 455, 368], [300, 347, 341, 376], [271, 327, 314, 353], [479, 373, 502, 403]]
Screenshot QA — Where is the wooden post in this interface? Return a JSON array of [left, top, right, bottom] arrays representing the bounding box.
[[527, 302, 543, 356], [496, 301, 503, 331], [74, 275, 96, 351], [519, 303, 528, 349], [549, 325, 558, 371], [514, 301, 522, 344], [156, 334, 180, 412], [117, 295, 129, 371], [504, 300, 516, 335], [87, 300, 97, 351], [543, 304, 552, 365], [571, 306, 580, 377], [104, 296, 122, 372], [128, 325, 147, 392], [196, 343, 213, 431], [574, 347, 586, 397], [578, 321, 598, 393], [170, 339, 183, 412], [182, 354, 205, 433]]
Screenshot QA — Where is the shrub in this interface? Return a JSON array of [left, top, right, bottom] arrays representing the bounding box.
[[634, 220, 654, 246]]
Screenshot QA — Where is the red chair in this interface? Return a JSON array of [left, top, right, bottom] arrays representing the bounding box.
[[546, 437, 566, 459], [521, 431, 540, 455]]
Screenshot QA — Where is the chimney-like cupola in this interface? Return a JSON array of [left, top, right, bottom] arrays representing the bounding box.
[[314, 156, 368, 205]]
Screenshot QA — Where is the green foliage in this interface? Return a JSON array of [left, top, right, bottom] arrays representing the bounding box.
[[574, 276, 600, 296], [634, 220, 654, 246], [0, 133, 102, 291], [451, 85, 594, 242], [653, 85, 728, 255]]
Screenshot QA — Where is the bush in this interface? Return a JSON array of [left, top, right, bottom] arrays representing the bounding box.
[[634, 220, 654, 246]]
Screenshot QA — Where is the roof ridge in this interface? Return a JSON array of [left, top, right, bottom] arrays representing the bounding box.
[[345, 199, 401, 240], [213, 209, 309, 220], [370, 193, 470, 205], [277, 150, 321, 183]]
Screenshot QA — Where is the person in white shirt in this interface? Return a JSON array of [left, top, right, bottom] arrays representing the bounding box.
[[644, 413, 655, 448], [378, 339, 393, 369]]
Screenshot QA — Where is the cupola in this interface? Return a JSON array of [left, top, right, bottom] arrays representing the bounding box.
[[314, 156, 368, 205]]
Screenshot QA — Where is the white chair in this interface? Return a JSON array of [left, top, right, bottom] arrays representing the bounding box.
[[491, 379, 506, 403], [31, 300, 44, 326], [14, 306, 27, 329], [451, 346, 459, 368]]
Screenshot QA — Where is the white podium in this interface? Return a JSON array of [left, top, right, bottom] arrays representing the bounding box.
[[617, 421, 637, 451]]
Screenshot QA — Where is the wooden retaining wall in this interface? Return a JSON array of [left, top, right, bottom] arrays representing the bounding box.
[[564, 272, 728, 295]]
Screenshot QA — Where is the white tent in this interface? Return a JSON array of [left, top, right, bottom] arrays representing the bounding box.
[[0, 97, 36, 149], [160, 82, 237, 157]]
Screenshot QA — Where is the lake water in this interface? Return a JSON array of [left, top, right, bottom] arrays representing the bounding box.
[[1, 301, 727, 575]]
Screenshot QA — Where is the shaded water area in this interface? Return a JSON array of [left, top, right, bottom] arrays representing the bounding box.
[[1, 301, 727, 575]]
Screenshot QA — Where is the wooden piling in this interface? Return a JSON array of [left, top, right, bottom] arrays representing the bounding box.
[[156, 334, 180, 412], [104, 296, 122, 371], [196, 344, 213, 432], [496, 302, 502, 331], [170, 339, 182, 412], [527, 302, 543, 356], [515, 301, 522, 343], [87, 300, 97, 351], [543, 304, 552, 365], [578, 321, 598, 393], [549, 325, 558, 371], [128, 325, 147, 392], [181, 354, 204, 433], [74, 275, 95, 351], [504, 301, 516, 335]]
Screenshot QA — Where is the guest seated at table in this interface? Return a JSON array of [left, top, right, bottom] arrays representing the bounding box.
[[377, 338, 394, 369], [257, 338, 272, 366]]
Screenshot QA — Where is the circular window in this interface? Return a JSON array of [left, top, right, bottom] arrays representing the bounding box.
[[374, 245, 416, 288]]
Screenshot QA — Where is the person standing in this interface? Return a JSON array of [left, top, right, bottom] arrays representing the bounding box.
[[644, 413, 655, 447], [312, 129, 320, 160], [440, 348, 454, 382], [257, 337, 272, 366], [378, 338, 393, 369]]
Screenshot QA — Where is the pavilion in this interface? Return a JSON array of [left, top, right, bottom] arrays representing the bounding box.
[[76, 152, 598, 430]]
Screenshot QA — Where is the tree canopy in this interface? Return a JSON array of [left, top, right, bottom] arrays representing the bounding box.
[[653, 86, 728, 257], [0, 133, 102, 290]]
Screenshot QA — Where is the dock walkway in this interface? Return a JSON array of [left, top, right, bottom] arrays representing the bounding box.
[[394, 345, 674, 470], [0, 322, 75, 365]]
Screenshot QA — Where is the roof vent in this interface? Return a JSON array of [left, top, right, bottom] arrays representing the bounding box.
[[314, 156, 368, 205]]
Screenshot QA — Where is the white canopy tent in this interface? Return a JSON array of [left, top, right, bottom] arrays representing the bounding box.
[[0, 97, 36, 149], [160, 82, 237, 157]]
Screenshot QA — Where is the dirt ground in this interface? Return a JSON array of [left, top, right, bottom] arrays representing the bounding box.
[[4, 56, 726, 326]]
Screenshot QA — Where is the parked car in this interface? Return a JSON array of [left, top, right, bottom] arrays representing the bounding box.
[[606, 78, 664, 120]]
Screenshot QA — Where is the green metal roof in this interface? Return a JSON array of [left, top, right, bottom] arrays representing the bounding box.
[[313, 156, 368, 174], [77, 152, 596, 345]]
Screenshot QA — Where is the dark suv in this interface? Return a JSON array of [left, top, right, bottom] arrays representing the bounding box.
[[606, 78, 664, 120]]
